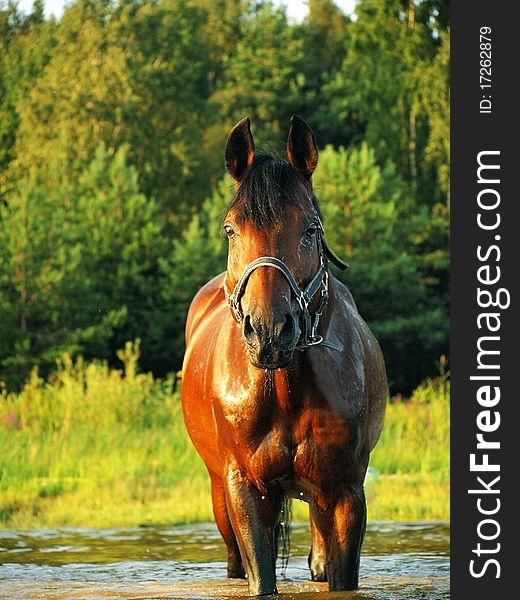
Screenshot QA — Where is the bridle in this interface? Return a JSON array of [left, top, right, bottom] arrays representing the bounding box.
[[223, 218, 348, 351]]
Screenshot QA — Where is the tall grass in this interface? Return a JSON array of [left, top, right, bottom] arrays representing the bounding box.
[[371, 374, 450, 478], [367, 374, 450, 520], [0, 345, 449, 527]]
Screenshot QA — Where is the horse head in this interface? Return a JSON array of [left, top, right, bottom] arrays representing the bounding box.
[[223, 116, 337, 370]]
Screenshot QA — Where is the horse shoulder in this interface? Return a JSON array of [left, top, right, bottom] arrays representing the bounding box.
[[182, 272, 231, 475], [331, 276, 358, 312], [331, 277, 379, 360], [185, 272, 227, 347], [331, 277, 387, 451]]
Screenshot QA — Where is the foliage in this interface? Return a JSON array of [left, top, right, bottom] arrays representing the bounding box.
[[213, 1, 305, 148], [370, 371, 450, 477], [0, 350, 449, 526], [0, 143, 169, 386], [293, 0, 358, 147], [329, 0, 449, 203], [159, 176, 230, 361], [0, 345, 211, 526], [419, 27, 450, 197], [2, 0, 212, 217], [0, 0, 55, 192], [0, 0, 449, 393], [315, 144, 448, 391]]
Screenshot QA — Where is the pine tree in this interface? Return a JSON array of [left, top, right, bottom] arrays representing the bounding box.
[[0, 142, 170, 386], [160, 177, 230, 366], [4, 0, 212, 223], [329, 0, 448, 203], [315, 144, 448, 392]]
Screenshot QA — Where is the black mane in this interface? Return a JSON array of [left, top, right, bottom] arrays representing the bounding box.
[[224, 154, 321, 227]]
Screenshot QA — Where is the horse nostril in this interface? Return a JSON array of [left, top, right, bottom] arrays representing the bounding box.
[[280, 313, 296, 344], [243, 315, 255, 342]]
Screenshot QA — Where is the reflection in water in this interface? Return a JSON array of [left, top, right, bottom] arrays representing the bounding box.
[[0, 521, 449, 599]]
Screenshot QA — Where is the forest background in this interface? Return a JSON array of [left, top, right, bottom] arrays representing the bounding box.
[[0, 0, 450, 526]]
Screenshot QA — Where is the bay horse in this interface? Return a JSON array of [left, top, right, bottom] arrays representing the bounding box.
[[181, 116, 387, 595]]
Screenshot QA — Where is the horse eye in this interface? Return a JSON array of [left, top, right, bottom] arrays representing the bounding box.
[[224, 225, 235, 238], [306, 222, 318, 237]]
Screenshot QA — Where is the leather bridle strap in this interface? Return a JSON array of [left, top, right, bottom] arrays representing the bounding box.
[[322, 235, 349, 271], [224, 255, 327, 325], [223, 230, 345, 351]]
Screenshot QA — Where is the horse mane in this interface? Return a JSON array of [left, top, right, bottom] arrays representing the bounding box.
[[224, 154, 322, 228]]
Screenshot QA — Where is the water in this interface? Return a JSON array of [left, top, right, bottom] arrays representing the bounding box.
[[0, 521, 449, 599]]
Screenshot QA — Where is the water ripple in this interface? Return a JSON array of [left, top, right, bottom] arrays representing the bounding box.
[[0, 521, 449, 599]]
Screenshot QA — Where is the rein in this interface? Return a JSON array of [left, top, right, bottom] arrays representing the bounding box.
[[223, 220, 348, 351]]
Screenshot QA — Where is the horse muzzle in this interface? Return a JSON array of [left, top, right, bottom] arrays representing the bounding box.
[[243, 312, 300, 369]]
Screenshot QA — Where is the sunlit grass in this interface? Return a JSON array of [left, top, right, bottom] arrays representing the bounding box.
[[0, 344, 449, 527]]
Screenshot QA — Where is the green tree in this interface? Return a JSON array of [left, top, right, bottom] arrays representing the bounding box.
[[419, 27, 450, 199], [0, 0, 55, 193], [160, 176, 230, 365], [213, 1, 304, 148], [115, 0, 212, 218], [189, 0, 247, 91], [329, 0, 448, 203], [294, 0, 358, 146], [0, 142, 170, 387], [4, 0, 211, 222], [315, 144, 448, 392], [187, 0, 248, 187], [0, 171, 73, 386]]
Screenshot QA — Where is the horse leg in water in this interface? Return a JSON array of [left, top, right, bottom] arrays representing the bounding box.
[[312, 484, 367, 591], [209, 472, 245, 579], [223, 463, 282, 596], [308, 512, 327, 582]]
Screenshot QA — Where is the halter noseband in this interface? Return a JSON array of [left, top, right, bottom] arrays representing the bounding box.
[[223, 220, 348, 351]]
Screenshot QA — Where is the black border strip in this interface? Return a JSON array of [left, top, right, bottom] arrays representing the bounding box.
[[451, 1, 519, 596]]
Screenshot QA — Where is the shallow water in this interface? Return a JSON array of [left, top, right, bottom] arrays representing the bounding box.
[[0, 521, 449, 599]]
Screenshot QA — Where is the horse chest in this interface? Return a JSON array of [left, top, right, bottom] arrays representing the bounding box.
[[217, 395, 360, 493], [212, 350, 365, 493], [290, 408, 362, 493], [215, 399, 295, 486]]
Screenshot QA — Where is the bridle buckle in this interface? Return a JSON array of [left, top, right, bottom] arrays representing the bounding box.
[[297, 293, 310, 312]]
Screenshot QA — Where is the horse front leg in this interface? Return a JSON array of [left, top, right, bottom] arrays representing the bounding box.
[[208, 470, 245, 579], [313, 484, 367, 591], [223, 462, 282, 596], [308, 510, 327, 582]]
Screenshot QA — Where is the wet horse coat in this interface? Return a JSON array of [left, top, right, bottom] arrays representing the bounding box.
[[181, 116, 387, 595]]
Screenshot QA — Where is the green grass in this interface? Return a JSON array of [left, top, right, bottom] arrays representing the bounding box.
[[0, 343, 449, 527], [368, 374, 450, 520]]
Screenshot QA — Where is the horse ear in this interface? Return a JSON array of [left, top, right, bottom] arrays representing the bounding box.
[[287, 114, 318, 181], [225, 117, 255, 183]]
